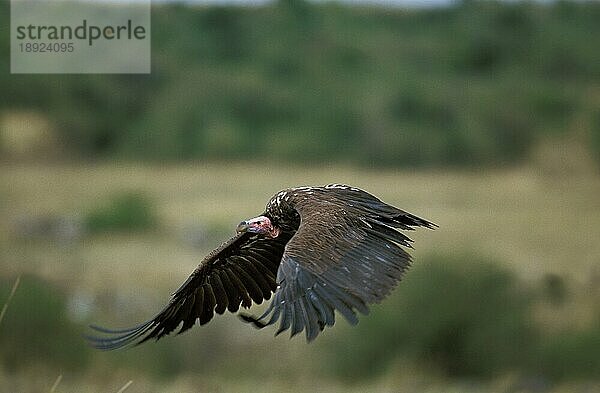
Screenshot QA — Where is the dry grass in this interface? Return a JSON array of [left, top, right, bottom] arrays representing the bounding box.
[[49, 374, 62, 393], [0, 275, 20, 327], [2, 162, 599, 282], [116, 380, 133, 393]]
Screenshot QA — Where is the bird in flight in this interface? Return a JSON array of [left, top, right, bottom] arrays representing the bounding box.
[[88, 184, 436, 349]]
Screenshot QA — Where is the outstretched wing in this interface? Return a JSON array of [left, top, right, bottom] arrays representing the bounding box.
[[243, 185, 436, 341], [88, 230, 293, 350]]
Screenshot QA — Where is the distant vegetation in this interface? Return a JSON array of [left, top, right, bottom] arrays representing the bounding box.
[[0, 276, 90, 372], [328, 255, 600, 382], [2, 1, 600, 167], [85, 191, 157, 233], [328, 255, 538, 379], [2, 257, 599, 384]]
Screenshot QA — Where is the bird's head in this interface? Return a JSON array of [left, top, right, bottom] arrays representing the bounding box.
[[237, 215, 280, 238]]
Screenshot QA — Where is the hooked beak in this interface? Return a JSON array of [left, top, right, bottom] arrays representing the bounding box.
[[236, 221, 250, 233], [236, 215, 280, 238], [237, 216, 268, 234]]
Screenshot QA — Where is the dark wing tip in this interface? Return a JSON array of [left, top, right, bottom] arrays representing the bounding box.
[[238, 313, 269, 329], [398, 212, 438, 230], [86, 232, 288, 350], [85, 321, 154, 350], [422, 219, 438, 229]]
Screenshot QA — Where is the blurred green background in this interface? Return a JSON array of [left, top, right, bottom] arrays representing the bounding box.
[[1, 0, 600, 392]]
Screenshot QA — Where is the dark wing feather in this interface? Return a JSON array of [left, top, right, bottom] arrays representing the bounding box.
[[243, 185, 435, 341], [87, 230, 293, 350]]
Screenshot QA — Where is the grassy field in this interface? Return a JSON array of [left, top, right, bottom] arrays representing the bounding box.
[[1, 162, 599, 392]]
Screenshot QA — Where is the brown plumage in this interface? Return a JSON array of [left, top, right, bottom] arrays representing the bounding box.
[[87, 184, 436, 349]]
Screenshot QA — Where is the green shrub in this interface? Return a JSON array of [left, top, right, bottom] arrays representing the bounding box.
[[537, 324, 600, 381], [592, 111, 600, 162], [85, 191, 157, 233], [0, 275, 90, 372], [541, 273, 568, 306], [4, 2, 600, 167], [324, 254, 538, 380]]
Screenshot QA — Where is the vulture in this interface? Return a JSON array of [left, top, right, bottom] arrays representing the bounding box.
[[88, 184, 435, 349]]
